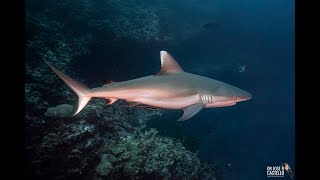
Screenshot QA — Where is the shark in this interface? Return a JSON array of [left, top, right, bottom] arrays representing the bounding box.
[[45, 51, 252, 121]]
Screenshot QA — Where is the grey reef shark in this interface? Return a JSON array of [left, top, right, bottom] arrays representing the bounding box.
[[45, 51, 252, 121]]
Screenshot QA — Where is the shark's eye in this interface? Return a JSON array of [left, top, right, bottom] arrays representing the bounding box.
[[236, 96, 240, 100]]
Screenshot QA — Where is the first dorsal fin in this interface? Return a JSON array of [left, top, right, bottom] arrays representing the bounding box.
[[156, 51, 184, 75]]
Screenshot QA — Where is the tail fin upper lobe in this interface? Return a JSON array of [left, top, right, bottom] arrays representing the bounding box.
[[45, 61, 92, 115]]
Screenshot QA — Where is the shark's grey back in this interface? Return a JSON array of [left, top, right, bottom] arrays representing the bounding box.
[[100, 71, 249, 98]]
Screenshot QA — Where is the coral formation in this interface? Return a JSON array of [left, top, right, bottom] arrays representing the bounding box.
[[96, 128, 218, 179]]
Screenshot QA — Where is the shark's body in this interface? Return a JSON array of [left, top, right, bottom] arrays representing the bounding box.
[[46, 51, 252, 121]]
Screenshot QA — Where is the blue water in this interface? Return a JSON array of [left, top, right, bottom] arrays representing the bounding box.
[[76, 0, 295, 179], [175, 1, 295, 179]]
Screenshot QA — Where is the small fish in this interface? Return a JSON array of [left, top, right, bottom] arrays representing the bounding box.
[[202, 21, 219, 29], [238, 65, 247, 73]]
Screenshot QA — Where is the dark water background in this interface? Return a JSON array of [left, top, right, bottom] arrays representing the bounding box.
[[31, 0, 295, 179]]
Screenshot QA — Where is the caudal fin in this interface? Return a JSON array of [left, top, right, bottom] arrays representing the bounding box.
[[45, 60, 92, 115]]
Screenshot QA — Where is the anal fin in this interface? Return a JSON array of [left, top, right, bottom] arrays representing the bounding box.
[[177, 103, 204, 121]]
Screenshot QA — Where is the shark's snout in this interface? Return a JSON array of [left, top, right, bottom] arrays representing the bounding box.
[[245, 92, 252, 100], [239, 91, 252, 101]]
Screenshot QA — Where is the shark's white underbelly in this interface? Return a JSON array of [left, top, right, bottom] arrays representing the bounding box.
[[130, 94, 201, 109]]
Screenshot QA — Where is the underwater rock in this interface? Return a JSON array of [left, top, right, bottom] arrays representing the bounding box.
[[44, 104, 73, 117]]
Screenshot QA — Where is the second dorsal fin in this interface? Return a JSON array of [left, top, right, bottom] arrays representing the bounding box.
[[102, 80, 115, 87], [156, 51, 184, 75]]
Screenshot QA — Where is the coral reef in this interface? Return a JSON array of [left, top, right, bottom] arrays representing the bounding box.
[[25, 98, 164, 179], [25, 96, 220, 179], [96, 128, 218, 179]]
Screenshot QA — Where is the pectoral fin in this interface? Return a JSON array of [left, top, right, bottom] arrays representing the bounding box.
[[177, 103, 204, 121]]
